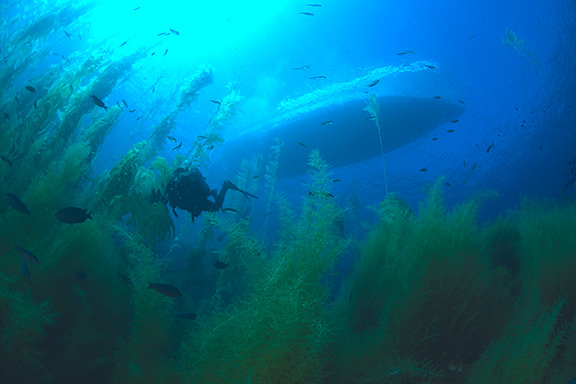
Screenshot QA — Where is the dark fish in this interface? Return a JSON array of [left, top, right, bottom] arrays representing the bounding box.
[[75, 270, 87, 280], [163, 49, 168, 56], [425, 64, 436, 69], [136, 116, 142, 121], [151, 52, 156, 56], [172, 141, 182, 151], [20, 258, 30, 278], [433, 96, 442, 99], [451, 120, 459, 123], [116, 101, 121, 108], [458, 99, 466, 104], [64, 31, 71, 38], [293, 65, 309, 70], [210, 100, 221, 105], [148, 282, 182, 298], [432, 137, 438, 141], [297, 142, 307, 148], [309, 75, 326, 79], [177, 312, 198, 320], [170, 28, 180, 35], [472, 163, 477, 170], [122, 99, 128, 107], [332, 179, 342, 182], [1, 155, 13, 167], [5, 193, 33, 215], [444, 182, 451, 186], [487, 142, 494, 153], [321, 120, 333, 125], [446, 129, 455, 133], [167, 135, 177, 143], [119, 41, 127, 47], [152, 88, 155, 93], [55, 207, 92, 224], [157, 32, 168, 36], [253, 175, 259, 179], [419, 168, 428, 172], [222, 208, 238, 213], [134, 6, 140, 10], [365, 116, 376, 121], [34, 101, 37, 109], [14, 96, 20, 104], [197, 135, 207, 139], [214, 261, 229, 269], [90, 95, 109, 111], [25, 85, 36, 93], [307, 3, 322, 6], [14, 245, 39, 264], [368, 79, 379, 87], [129, 109, 136, 113], [396, 52, 408, 55], [300, 12, 314, 16]]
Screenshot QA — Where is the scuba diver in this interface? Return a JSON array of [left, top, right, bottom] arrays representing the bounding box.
[[165, 165, 258, 221]]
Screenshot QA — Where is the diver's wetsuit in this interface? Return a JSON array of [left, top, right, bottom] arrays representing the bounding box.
[[166, 167, 257, 221]]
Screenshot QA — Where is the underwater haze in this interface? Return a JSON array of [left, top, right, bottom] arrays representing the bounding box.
[[1, 0, 576, 383]]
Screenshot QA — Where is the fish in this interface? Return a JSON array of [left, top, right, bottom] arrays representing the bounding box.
[[214, 261, 229, 269], [1, 155, 13, 167], [121, 99, 128, 107], [64, 31, 71, 38], [433, 96, 442, 99], [222, 208, 238, 213], [157, 32, 168, 36], [210, 100, 221, 105], [14, 96, 20, 104], [307, 3, 322, 6], [472, 163, 477, 170], [167, 136, 177, 143], [458, 99, 466, 104], [116, 101, 121, 108], [5, 193, 33, 215], [34, 101, 37, 109], [90, 95, 108, 111], [170, 28, 180, 35], [451, 120, 459, 123], [172, 141, 182, 151], [136, 116, 142, 121], [396, 52, 409, 55], [446, 129, 455, 133], [321, 120, 333, 125], [444, 182, 451, 186], [163, 49, 168, 56], [300, 12, 315, 16], [148, 282, 182, 298], [297, 142, 307, 148], [419, 168, 428, 172], [119, 41, 127, 47], [128, 109, 136, 113], [487, 142, 494, 153], [368, 79, 379, 87], [425, 64, 436, 69], [365, 116, 376, 121], [55, 207, 92, 224], [253, 175, 259, 179], [197, 135, 207, 139], [134, 6, 140, 10], [14, 245, 39, 264], [293, 65, 310, 70], [20, 258, 30, 278], [151, 52, 156, 56], [177, 312, 198, 320], [332, 179, 342, 182], [432, 137, 438, 141], [309, 75, 326, 79], [405, 50, 415, 54], [75, 270, 87, 280], [25, 85, 36, 93]]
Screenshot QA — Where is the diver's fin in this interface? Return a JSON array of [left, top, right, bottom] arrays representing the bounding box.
[[223, 180, 259, 200]]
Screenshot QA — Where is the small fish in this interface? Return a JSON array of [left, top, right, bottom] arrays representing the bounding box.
[[253, 175, 259, 179], [365, 116, 376, 121], [300, 12, 315, 16], [197, 135, 207, 139], [64, 31, 71, 38], [451, 120, 459, 123], [419, 168, 428, 172], [90, 95, 108, 111], [177, 312, 198, 320], [14, 245, 39, 264], [320, 120, 333, 125], [157, 32, 168, 36], [309, 75, 326, 79], [167, 135, 177, 143], [1, 155, 13, 167], [119, 41, 127, 47], [222, 208, 238, 214], [214, 261, 229, 269], [14, 96, 20, 104], [152, 88, 155, 93], [487, 142, 494, 153], [458, 99, 466, 104], [34, 101, 37, 109], [20, 258, 30, 278], [122, 99, 128, 107], [446, 129, 455, 133], [170, 28, 180, 35], [75, 270, 87, 280], [396, 52, 409, 55], [151, 52, 156, 56], [472, 163, 477, 170], [292, 65, 310, 70], [444, 182, 451, 186], [307, 3, 322, 6], [128, 109, 136, 113], [148, 282, 182, 298], [163, 49, 168, 56], [432, 137, 438, 141], [134, 6, 140, 10], [425, 64, 436, 69], [368, 79, 379, 87], [136, 116, 142, 121], [25, 85, 36, 93], [332, 179, 342, 182], [172, 141, 182, 151], [297, 142, 307, 148], [116, 101, 121, 108], [210, 100, 221, 105], [433, 96, 442, 99], [404, 50, 415, 54], [5, 193, 33, 215], [55, 207, 92, 224]]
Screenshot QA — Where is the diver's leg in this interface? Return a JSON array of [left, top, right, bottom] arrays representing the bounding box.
[[214, 184, 231, 210]]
